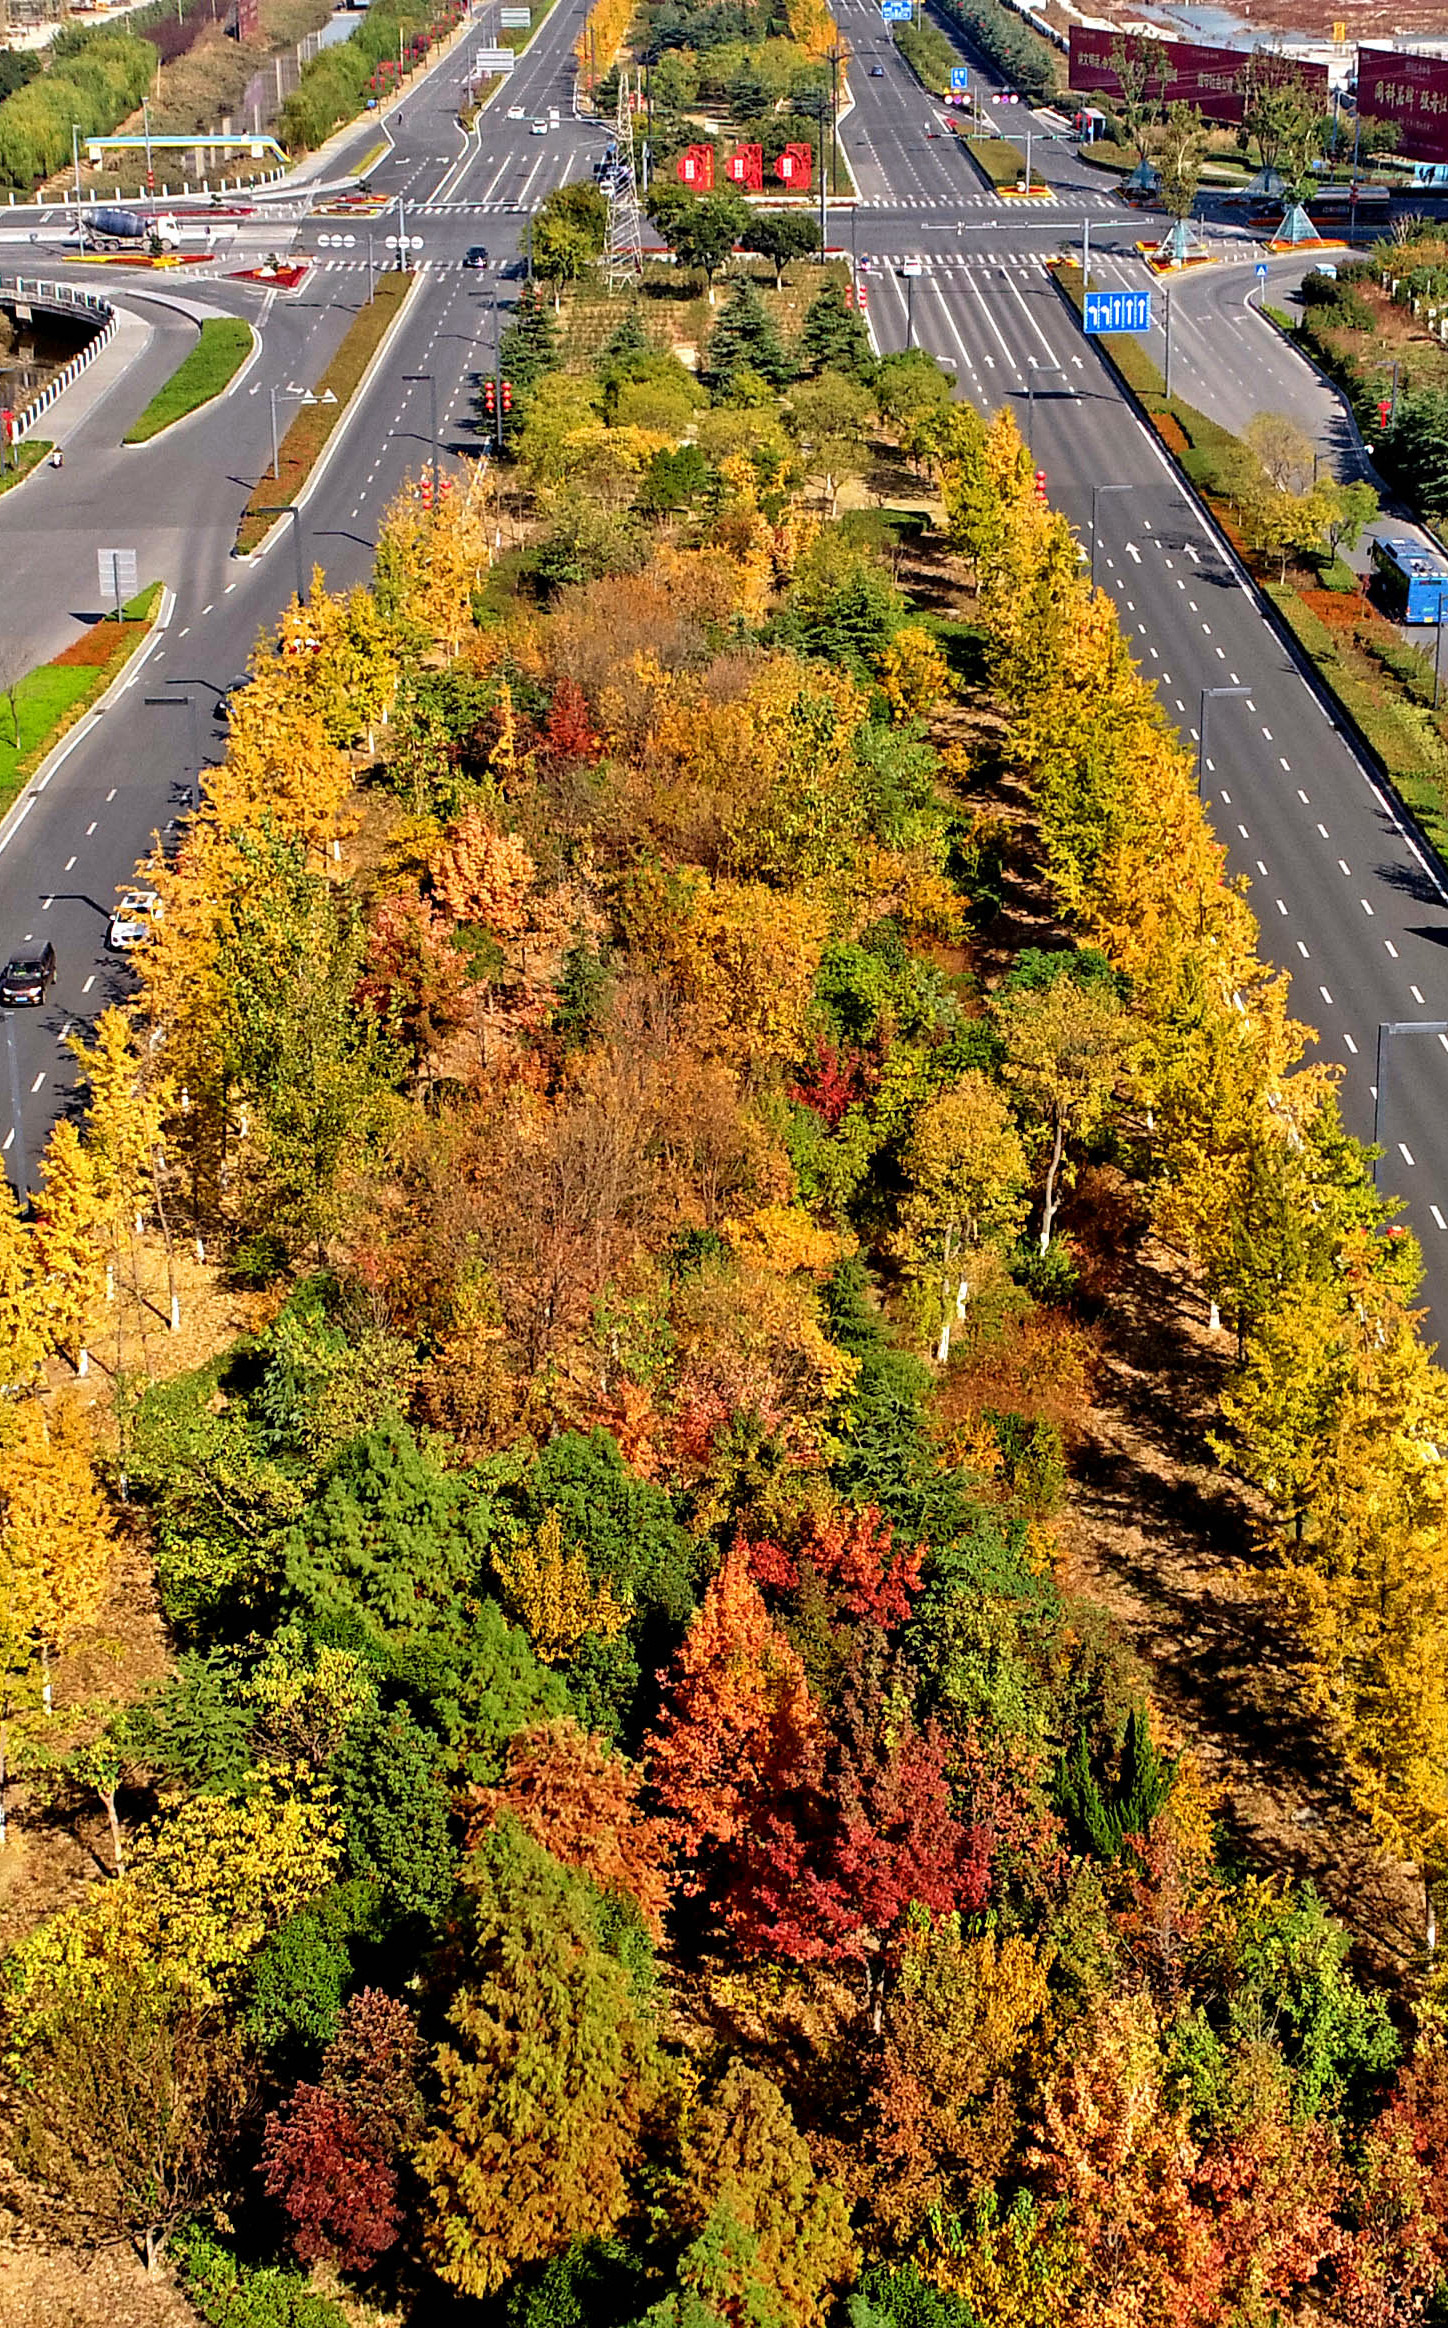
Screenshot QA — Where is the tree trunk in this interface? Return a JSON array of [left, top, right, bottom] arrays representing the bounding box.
[[102, 1785, 124, 1877], [1039, 1116, 1066, 1251]]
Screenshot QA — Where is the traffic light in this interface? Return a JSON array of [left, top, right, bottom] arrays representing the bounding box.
[[483, 380, 496, 415], [501, 379, 512, 413]]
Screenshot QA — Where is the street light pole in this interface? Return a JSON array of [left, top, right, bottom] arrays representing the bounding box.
[[404, 371, 440, 503], [1091, 481, 1130, 591], [251, 504, 307, 604], [1163, 284, 1174, 399], [1373, 1019, 1448, 1186], [1197, 683, 1249, 796]]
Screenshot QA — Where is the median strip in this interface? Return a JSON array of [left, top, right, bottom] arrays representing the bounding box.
[[233, 271, 414, 557], [123, 318, 255, 444], [0, 586, 162, 817]]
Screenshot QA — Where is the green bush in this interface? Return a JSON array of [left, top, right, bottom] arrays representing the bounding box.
[[174, 2227, 349, 2328], [124, 317, 253, 443], [892, 18, 959, 95], [0, 30, 153, 187]]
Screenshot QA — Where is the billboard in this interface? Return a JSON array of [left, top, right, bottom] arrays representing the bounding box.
[[676, 143, 715, 187], [1357, 47, 1448, 165], [1067, 27, 1326, 127], [727, 142, 763, 189]]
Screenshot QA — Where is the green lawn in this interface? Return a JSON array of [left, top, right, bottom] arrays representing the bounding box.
[[0, 441, 53, 496], [124, 318, 254, 444], [0, 586, 161, 807]]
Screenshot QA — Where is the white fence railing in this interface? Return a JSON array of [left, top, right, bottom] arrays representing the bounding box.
[[1, 279, 115, 442]]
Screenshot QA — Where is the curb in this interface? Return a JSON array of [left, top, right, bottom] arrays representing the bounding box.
[[0, 585, 175, 860], [233, 269, 421, 566], [1045, 262, 1448, 912]]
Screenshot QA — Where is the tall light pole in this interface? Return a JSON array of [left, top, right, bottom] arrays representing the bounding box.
[[1025, 357, 1065, 458], [251, 503, 307, 604], [1197, 683, 1249, 796], [404, 370, 440, 504], [1163, 283, 1174, 399], [142, 97, 154, 195], [1091, 481, 1130, 590]]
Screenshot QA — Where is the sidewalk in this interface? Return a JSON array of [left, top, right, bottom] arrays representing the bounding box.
[[16, 300, 151, 453]]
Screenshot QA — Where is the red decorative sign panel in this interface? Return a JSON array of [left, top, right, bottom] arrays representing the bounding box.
[[676, 143, 715, 188], [727, 142, 763, 189], [1357, 47, 1448, 163], [237, 0, 261, 40], [776, 140, 812, 189], [1067, 26, 1326, 126]]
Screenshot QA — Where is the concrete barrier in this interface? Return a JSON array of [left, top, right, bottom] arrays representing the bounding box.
[[0, 279, 116, 442]]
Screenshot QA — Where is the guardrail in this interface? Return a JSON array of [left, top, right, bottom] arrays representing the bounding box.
[[0, 279, 116, 443]]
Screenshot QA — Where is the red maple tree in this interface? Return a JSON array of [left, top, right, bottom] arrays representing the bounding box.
[[261, 2085, 404, 2273], [745, 1503, 923, 1630], [726, 1664, 990, 2021]]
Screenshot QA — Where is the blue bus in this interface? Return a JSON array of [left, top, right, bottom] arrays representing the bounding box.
[[1371, 535, 1448, 625]]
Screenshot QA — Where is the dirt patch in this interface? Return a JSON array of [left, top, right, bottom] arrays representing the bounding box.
[[1057, 1236, 1425, 1980], [0, 2244, 199, 2328]]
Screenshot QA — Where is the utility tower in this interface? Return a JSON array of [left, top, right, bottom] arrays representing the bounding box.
[[605, 68, 644, 289]]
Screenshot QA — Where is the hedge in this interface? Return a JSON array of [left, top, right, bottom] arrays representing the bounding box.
[[124, 317, 254, 443]]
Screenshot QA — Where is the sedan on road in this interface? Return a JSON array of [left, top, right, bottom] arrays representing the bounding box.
[[0, 945, 55, 1006], [464, 244, 490, 268], [107, 890, 163, 951]]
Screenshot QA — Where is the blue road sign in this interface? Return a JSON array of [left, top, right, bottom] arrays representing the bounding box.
[[1084, 287, 1152, 335], [880, 2, 913, 20], [1255, 260, 1269, 278], [950, 65, 970, 90]]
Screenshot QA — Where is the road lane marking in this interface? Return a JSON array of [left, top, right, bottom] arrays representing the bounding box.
[[1344, 1033, 1358, 1052], [1386, 941, 1399, 958], [29, 1074, 43, 1094], [82, 975, 95, 994], [1412, 986, 1426, 1004], [1361, 899, 1374, 914], [1400, 1143, 1416, 1166], [1320, 986, 1333, 1006]]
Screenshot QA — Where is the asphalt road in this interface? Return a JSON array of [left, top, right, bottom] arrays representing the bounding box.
[[835, 13, 1448, 1327], [0, 0, 605, 1194]]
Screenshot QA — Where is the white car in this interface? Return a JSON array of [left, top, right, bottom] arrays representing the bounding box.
[[507, 104, 525, 118], [108, 889, 163, 950], [530, 117, 547, 134]]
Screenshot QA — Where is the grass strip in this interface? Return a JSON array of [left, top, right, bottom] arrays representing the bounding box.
[[233, 271, 412, 555], [0, 441, 52, 496], [123, 317, 254, 444], [965, 135, 1043, 192], [0, 585, 161, 812]]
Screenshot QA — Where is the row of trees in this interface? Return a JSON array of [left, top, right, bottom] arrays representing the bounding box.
[[5, 294, 1448, 2326]]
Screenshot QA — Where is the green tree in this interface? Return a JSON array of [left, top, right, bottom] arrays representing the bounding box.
[[741, 211, 820, 289], [786, 370, 874, 514], [224, 830, 401, 1265], [895, 1073, 1029, 1363], [1157, 100, 1205, 224], [996, 976, 1132, 1250], [417, 1817, 660, 2296], [647, 185, 750, 301], [796, 282, 874, 380], [532, 213, 596, 311], [707, 274, 793, 391], [337, 1703, 457, 1926], [282, 1416, 493, 1651]]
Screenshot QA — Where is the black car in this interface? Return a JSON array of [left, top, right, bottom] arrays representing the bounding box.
[[0, 944, 55, 1006], [464, 244, 490, 269]]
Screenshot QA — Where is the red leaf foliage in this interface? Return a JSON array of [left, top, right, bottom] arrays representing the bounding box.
[[745, 1504, 923, 1629], [788, 1038, 877, 1130], [727, 1669, 990, 1981], [545, 677, 602, 763], [261, 2085, 404, 2272]]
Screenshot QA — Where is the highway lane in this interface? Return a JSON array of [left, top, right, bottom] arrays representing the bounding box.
[[845, 146, 1448, 1323], [0, 0, 600, 1188]]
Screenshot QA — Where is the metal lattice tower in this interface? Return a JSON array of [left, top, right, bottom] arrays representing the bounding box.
[[605, 69, 644, 290]]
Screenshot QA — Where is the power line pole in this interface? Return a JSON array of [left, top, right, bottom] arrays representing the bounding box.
[[604, 67, 643, 288]]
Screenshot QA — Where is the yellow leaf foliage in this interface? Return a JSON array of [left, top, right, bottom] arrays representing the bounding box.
[[494, 1506, 627, 1665], [879, 624, 954, 722], [0, 1400, 112, 1670]]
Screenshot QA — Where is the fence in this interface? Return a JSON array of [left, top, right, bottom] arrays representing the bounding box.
[[0, 280, 116, 441]]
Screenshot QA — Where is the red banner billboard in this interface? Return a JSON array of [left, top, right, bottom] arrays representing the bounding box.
[[237, 0, 261, 39], [727, 142, 763, 190], [1067, 27, 1326, 126], [676, 143, 715, 188], [776, 140, 812, 189], [1357, 47, 1448, 164]]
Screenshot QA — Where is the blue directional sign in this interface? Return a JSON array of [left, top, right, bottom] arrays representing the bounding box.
[[950, 65, 969, 90], [1083, 287, 1152, 335], [880, 3, 913, 20]]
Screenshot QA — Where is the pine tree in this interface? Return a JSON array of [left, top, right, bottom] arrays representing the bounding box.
[[498, 280, 560, 393], [796, 282, 874, 379], [417, 1816, 659, 2295], [706, 278, 794, 392]]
